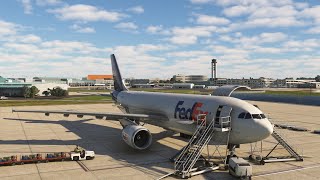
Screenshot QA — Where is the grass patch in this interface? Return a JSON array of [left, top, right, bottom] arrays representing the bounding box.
[[132, 88, 212, 95], [264, 90, 320, 96], [65, 95, 112, 101], [0, 100, 112, 107], [0, 95, 113, 107], [68, 87, 214, 95], [69, 88, 110, 92]]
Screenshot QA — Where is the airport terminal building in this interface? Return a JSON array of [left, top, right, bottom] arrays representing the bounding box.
[[0, 76, 69, 97]]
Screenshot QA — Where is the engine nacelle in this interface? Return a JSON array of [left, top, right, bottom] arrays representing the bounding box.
[[122, 125, 152, 150]]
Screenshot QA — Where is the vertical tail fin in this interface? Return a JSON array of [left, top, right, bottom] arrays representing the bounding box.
[[111, 54, 128, 92]]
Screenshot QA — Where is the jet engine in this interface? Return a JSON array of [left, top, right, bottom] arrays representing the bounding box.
[[122, 125, 152, 150]]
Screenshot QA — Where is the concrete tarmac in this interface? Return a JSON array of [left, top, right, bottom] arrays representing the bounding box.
[[0, 101, 319, 179]]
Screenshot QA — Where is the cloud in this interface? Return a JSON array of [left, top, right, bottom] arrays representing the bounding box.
[[115, 22, 138, 30], [146, 25, 170, 35], [36, 0, 62, 6], [19, 34, 42, 43], [195, 0, 294, 7], [227, 16, 305, 31], [169, 26, 216, 45], [283, 39, 320, 50], [168, 26, 217, 45], [222, 3, 306, 31], [210, 45, 250, 60], [70, 24, 95, 33], [301, 5, 320, 23], [190, 0, 214, 4], [207, 1, 308, 31], [114, 22, 139, 33], [223, 5, 253, 17], [172, 26, 215, 37], [47, 4, 126, 22], [20, 0, 32, 14], [305, 26, 320, 34], [127, 6, 144, 14], [109, 44, 174, 78], [167, 50, 210, 57], [294, 2, 309, 10], [248, 5, 298, 19], [0, 20, 18, 35], [170, 35, 197, 45], [259, 32, 288, 43], [40, 40, 107, 54], [193, 14, 230, 25]]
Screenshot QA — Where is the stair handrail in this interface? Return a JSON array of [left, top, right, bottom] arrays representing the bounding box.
[[178, 118, 216, 172], [174, 114, 208, 170], [185, 115, 232, 172], [186, 128, 215, 172], [272, 130, 303, 160]]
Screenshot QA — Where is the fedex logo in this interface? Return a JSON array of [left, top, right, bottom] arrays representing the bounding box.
[[174, 101, 208, 120]]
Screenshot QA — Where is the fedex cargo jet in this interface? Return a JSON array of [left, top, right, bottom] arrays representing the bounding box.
[[13, 54, 273, 151]]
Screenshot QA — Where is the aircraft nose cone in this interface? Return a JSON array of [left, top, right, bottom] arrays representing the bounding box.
[[261, 119, 273, 138]]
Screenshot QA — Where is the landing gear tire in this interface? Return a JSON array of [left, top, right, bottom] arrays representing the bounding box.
[[249, 155, 253, 160], [226, 155, 231, 164], [180, 133, 191, 139], [260, 160, 265, 165]]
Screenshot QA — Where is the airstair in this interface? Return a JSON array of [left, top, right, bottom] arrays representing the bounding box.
[[260, 129, 303, 164], [174, 114, 231, 178]]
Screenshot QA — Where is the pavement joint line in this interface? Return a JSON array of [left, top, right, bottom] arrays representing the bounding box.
[[53, 106, 99, 180], [254, 163, 320, 177], [41, 112, 73, 152], [77, 161, 90, 172], [88, 159, 170, 172], [16, 111, 43, 180]]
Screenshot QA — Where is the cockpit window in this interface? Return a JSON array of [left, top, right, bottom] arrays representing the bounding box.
[[245, 113, 252, 119], [252, 114, 262, 119], [238, 112, 245, 118], [239, 112, 266, 119]]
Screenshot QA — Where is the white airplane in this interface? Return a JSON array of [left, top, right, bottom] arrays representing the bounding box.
[[13, 54, 273, 153]]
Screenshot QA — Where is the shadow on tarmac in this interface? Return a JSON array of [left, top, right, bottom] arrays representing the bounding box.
[[1, 116, 234, 179], [1, 117, 179, 176]]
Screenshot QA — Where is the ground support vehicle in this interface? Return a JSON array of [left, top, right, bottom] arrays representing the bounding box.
[[44, 152, 67, 162], [0, 156, 18, 166], [0, 150, 94, 166], [228, 157, 252, 179], [70, 150, 95, 161]]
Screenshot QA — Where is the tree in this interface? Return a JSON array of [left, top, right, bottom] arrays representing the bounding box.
[[48, 87, 68, 97], [29, 86, 39, 98], [316, 75, 320, 82], [22, 86, 30, 98], [42, 90, 50, 96]]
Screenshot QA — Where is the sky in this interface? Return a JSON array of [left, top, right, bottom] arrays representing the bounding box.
[[0, 0, 319, 79]]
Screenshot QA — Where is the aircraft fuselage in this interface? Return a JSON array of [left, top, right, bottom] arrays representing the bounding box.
[[115, 91, 273, 145]]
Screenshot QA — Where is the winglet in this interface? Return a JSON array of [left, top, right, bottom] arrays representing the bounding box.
[[110, 54, 128, 92]]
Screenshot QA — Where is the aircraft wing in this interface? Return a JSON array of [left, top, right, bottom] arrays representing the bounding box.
[[12, 109, 161, 121]]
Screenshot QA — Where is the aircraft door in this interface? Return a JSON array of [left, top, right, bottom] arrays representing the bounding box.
[[215, 105, 232, 128]]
